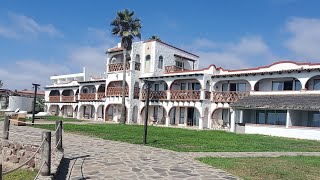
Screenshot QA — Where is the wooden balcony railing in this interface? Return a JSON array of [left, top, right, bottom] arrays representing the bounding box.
[[49, 96, 60, 102], [135, 62, 141, 71], [170, 90, 200, 100], [212, 91, 250, 103], [97, 92, 105, 100], [108, 62, 130, 72], [205, 91, 211, 99], [141, 91, 167, 100], [106, 87, 129, 96], [165, 65, 188, 73], [79, 93, 96, 100], [134, 87, 140, 99], [61, 95, 75, 102]]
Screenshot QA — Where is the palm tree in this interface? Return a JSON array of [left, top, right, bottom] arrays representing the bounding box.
[[111, 9, 141, 124]]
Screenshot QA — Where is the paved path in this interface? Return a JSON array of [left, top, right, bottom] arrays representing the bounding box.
[[2, 124, 238, 180], [2, 124, 320, 180]]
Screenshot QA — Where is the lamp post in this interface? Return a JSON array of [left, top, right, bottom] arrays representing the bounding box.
[[32, 83, 40, 125], [143, 80, 151, 145]]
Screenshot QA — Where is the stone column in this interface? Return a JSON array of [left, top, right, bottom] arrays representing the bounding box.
[[165, 116, 170, 127], [286, 110, 292, 128], [230, 108, 236, 132], [198, 117, 204, 130]]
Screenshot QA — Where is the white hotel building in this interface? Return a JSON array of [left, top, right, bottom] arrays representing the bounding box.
[[44, 39, 320, 140]]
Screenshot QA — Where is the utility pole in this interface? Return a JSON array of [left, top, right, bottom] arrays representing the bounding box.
[[32, 83, 40, 125], [143, 81, 151, 145]]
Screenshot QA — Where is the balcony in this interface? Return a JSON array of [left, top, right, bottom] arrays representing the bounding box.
[[135, 62, 141, 71], [212, 91, 250, 103], [134, 87, 140, 99], [141, 91, 167, 100], [79, 93, 96, 100], [97, 92, 105, 100], [49, 96, 60, 102], [165, 65, 188, 73], [108, 62, 130, 72], [106, 87, 129, 96], [205, 91, 211, 99], [61, 95, 75, 102], [170, 90, 200, 101]]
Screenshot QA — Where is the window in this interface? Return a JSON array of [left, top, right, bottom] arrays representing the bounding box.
[[188, 83, 201, 90], [158, 56, 163, 69], [229, 83, 246, 92], [294, 80, 302, 90], [222, 109, 230, 126], [222, 83, 228, 91], [181, 83, 186, 90], [179, 108, 185, 124], [308, 112, 320, 127], [153, 106, 159, 121], [154, 84, 159, 91], [256, 110, 286, 125], [314, 79, 320, 90], [272, 81, 293, 91], [175, 61, 184, 68]]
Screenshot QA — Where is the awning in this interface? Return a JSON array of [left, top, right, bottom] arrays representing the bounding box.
[[231, 95, 320, 111]]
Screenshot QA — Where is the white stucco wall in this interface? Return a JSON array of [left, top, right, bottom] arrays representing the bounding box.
[[245, 124, 320, 140]]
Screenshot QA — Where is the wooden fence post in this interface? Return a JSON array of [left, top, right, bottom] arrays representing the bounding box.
[[3, 116, 10, 140], [55, 120, 63, 151], [41, 131, 51, 176]]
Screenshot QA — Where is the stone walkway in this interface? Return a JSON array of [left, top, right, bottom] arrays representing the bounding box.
[[2, 124, 320, 180]]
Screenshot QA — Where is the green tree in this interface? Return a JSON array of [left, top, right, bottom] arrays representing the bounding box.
[[0, 80, 3, 88], [111, 9, 141, 124]]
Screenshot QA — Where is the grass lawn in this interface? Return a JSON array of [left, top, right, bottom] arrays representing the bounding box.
[[3, 169, 37, 180], [197, 156, 320, 180], [35, 123, 320, 152]]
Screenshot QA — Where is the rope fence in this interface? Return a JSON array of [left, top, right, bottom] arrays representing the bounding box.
[[0, 116, 63, 179]]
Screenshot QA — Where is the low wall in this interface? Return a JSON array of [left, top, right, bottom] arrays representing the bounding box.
[[1, 139, 41, 170], [245, 124, 320, 140]]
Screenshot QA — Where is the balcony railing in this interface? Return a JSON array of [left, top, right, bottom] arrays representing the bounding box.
[[205, 91, 211, 99], [49, 96, 60, 102], [212, 91, 250, 103], [106, 87, 129, 96], [79, 93, 96, 100], [170, 90, 200, 100], [97, 92, 105, 100], [141, 91, 167, 100], [61, 95, 75, 102], [135, 62, 141, 71], [108, 62, 130, 72], [134, 87, 140, 99], [165, 65, 188, 73]]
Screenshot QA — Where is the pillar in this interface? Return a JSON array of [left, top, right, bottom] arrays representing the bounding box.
[[230, 108, 236, 132], [199, 117, 203, 130], [165, 116, 170, 127], [286, 110, 292, 128]]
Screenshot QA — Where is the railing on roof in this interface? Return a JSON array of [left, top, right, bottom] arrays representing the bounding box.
[[164, 65, 188, 73], [170, 90, 200, 101], [141, 91, 167, 100], [212, 91, 250, 103], [108, 62, 130, 72]]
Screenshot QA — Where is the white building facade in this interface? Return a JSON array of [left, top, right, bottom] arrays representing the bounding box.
[[44, 39, 320, 140]]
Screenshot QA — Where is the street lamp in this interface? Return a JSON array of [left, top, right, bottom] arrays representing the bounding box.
[[143, 80, 152, 145], [32, 83, 40, 125]]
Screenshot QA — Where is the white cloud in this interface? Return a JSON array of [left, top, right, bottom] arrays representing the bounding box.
[[8, 12, 63, 38], [0, 60, 70, 90], [0, 26, 18, 39], [285, 17, 320, 60], [0, 12, 63, 39], [189, 36, 275, 69]]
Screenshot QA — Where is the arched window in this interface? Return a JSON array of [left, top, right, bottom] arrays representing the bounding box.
[[158, 55, 163, 69], [135, 54, 140, 63], [145, 55, 151, 72]]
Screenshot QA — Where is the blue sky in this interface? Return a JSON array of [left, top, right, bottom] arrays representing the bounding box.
[[1, 0, 320, 89]]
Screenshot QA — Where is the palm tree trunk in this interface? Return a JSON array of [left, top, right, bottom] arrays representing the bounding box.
[[121, 49, 127, 124]]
